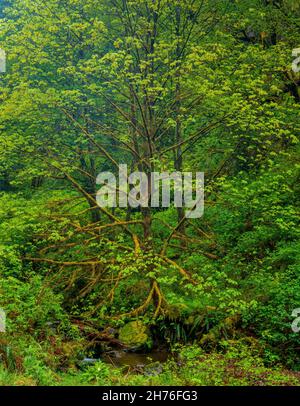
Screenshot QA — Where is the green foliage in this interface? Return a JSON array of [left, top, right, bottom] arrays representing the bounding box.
[[2, 343, 299, 386]]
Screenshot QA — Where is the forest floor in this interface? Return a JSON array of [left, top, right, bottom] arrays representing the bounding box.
[[1, 345, 300, 386]]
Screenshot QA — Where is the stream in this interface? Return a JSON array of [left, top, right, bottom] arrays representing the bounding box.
[[82, 349, 171, 374]]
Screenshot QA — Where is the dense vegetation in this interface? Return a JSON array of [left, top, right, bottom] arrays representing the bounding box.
[[0, 0, 299, 386]]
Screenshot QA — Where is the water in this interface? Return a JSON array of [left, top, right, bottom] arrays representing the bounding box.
[[100, 349, 170, 368]]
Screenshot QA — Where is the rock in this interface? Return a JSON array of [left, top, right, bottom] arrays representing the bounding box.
[[80, 357, 98, 365], [144, 361, 163, 376], [118, 321, 152, 350], [105, 350, 123, 358]]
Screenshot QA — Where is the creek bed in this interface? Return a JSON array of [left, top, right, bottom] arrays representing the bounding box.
[[101, 349, 170, 368], [82, 349, 171, 374]]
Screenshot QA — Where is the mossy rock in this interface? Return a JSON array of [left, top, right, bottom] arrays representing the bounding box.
[[119, 321, 152, 349]]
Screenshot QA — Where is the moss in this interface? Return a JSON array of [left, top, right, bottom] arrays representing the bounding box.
[[119, 321, 152, 349]]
